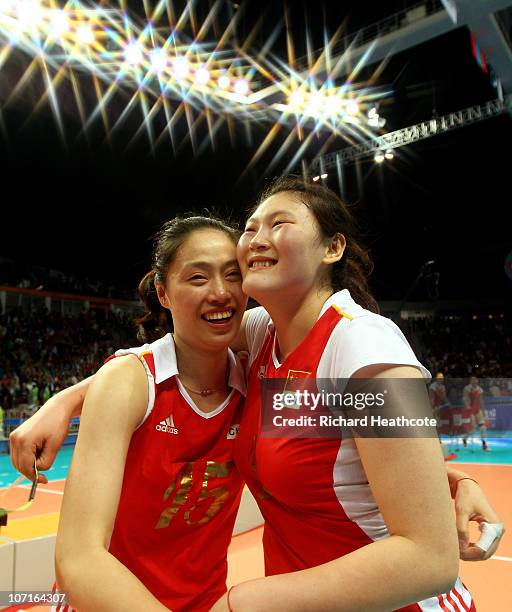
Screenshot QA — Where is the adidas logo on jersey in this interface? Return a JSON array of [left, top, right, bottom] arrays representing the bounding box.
[[156, 416, 179, 435]]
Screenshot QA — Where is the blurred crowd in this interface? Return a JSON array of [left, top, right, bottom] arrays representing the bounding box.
[[1, 299, 511, 422], [0, 258, 137, 300], [401, 313, 512, 388], [0, 306, 137, 418]]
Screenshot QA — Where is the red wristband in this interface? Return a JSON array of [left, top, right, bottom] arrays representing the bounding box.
[[453, 477, 478, 496]]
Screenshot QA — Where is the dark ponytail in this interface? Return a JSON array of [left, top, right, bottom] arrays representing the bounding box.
[[135, 270, 174, 343], [134, 215, 240, 343], [255, 175, 379, 313]]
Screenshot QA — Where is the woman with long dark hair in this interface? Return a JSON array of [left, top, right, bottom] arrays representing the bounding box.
[[217, 176, 482, 610], [54, 216, 247, 611]]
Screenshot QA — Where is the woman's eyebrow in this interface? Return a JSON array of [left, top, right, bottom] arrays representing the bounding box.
[[267, 209, 295, 219], [245, 210, 295, 225], [183, 261, 212, 270], [183, 259, 239, 271]]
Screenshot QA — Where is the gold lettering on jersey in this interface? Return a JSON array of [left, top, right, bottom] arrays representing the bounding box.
[[155, 461, 234, 529], [205, 461, 231, 479], [155, 462, 195, 529], [184, 461, 234, 526]]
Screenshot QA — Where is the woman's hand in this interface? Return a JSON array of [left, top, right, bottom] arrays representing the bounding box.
[[10, 395, 72, 483], [9, 377, 92, 482], [453, 476, 505, 560]]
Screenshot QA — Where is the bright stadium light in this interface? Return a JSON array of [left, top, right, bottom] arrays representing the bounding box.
[[16, 0, 43, 29], [288, 90, 305, 111], [49, 10, 70, 37], [325, 96, 340, 116], [345, 100, 359, 116], [195, 65, 210, 85], [124, 42, 144, 66], [306, 92, 323, 117], [173, 56, 190, 79], [150, 47, 167, 72], [217, 74, 230, 90], [384, 149, 394, 160], [374, 150, 385, 163], [233, 78, 249, 95], [76, 24, 95, 45]]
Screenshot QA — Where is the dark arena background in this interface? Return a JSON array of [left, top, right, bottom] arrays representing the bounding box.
[[0, 1, 511, 610]]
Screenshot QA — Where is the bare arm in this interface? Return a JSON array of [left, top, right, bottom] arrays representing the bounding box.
[[55, 355, 167, 612], [219, 366, 459, 612], [10, 377, 94, 482]]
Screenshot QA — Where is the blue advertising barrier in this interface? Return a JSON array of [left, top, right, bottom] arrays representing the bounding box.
[[484, 397, 512, 433]]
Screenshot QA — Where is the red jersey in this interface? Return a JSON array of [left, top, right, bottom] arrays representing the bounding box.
[[235, 291, 474, 612], [108, 334, 245, 611], [429, 381, 447, 409], [463, 384, 484, 415]]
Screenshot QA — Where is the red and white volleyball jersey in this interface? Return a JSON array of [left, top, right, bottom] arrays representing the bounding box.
[[463, 384, 484, 415], [56, 333, 245, 612], [235, 290, 474, 612], [429, 381, 447, 408]]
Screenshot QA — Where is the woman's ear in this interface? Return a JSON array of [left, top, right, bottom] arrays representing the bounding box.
[[323, 233, 346, 265], [155, 283, 171, 309]]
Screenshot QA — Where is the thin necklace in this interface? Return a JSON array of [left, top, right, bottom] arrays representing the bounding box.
[[179, 369, 230, 397], [180, 383, 227, 397]]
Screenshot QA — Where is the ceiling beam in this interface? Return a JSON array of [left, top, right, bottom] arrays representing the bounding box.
[[299, 0, 512, 92]]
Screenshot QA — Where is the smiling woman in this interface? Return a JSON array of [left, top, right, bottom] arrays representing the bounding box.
[[49, 215, 249, 612], [239, 175, 377, 313], [224, 176, 481, 612]]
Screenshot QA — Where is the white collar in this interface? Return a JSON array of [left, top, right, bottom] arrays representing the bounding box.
[[318, 289, 354, 318], [152, 333, 246, 396]]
